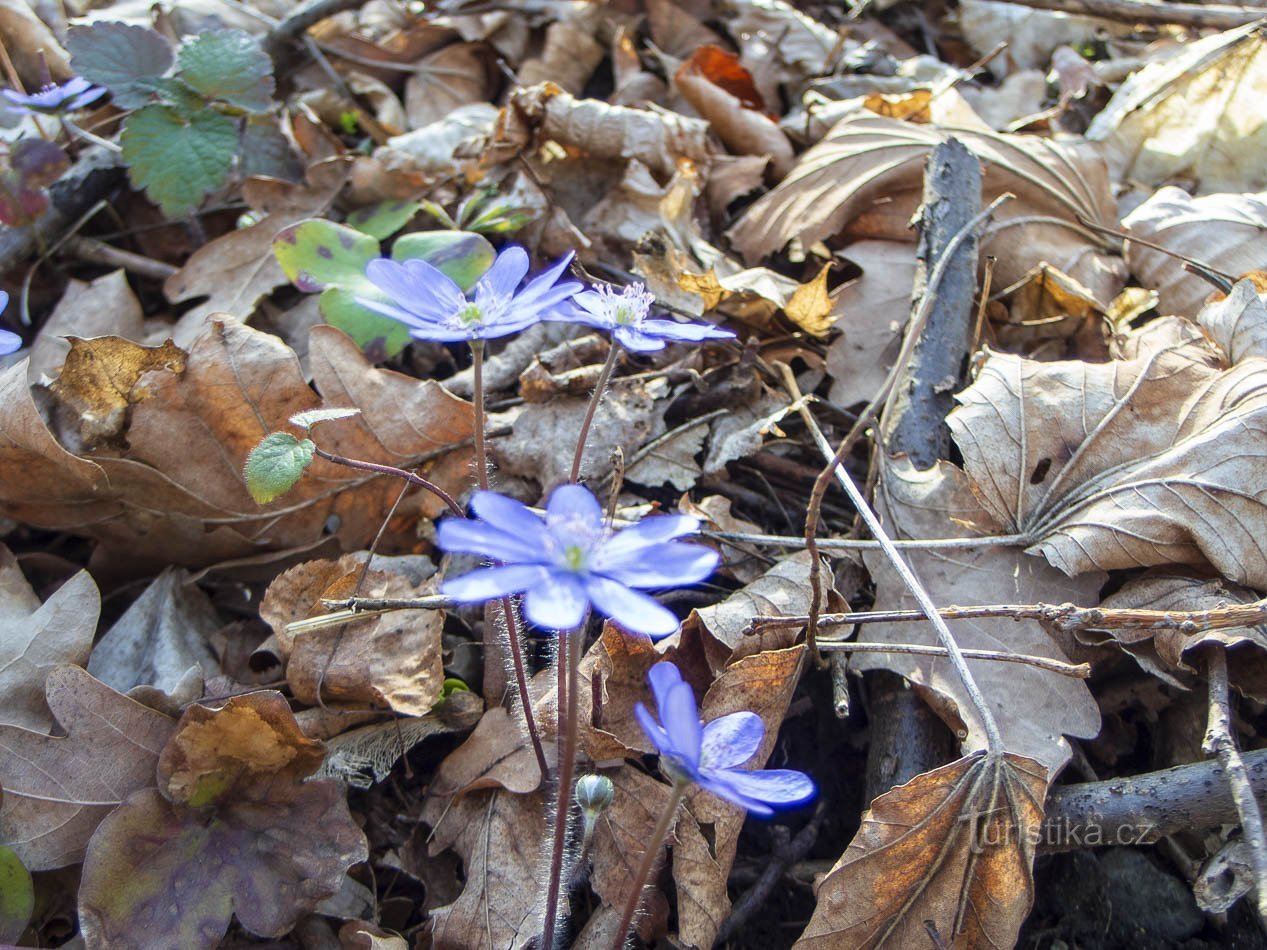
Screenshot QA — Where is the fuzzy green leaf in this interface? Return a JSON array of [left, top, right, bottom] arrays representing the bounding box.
[[289, 407, 362, 430], [177, 31, 274, 113], [244, 433, 315, 504], [66, 22, 173, 110], [120, 105, 237, 215]]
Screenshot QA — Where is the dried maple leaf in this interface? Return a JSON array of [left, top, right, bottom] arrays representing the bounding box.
[[855, 459, 1103, 773], [0, 545, 98, 731], [796, 751, 1048, 949], [0, 666, 176, 870], [0, 320, 473, 572], [78, 693, 363, 948], [948, 283, 1267, 591]]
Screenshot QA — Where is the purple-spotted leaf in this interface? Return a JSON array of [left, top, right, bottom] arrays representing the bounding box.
[[77, 691, 365, 948], [391, 230, 495, 293], [346, 199, 422, 240]]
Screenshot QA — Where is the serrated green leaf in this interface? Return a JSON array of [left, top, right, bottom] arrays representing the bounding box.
[[178, 31, 274, 113], [0, 845, 33, 944], [66, 22, 173, 110], [290, 407, 362, 430], [346, 199, 422, 239], [273, 219, 381, 294], [120, 105, 237, 216], [319, 288, 413, 362], [392, 230, 495, 293], [244, 433, 315, 504]]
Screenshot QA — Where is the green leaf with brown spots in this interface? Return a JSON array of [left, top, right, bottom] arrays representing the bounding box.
[[346, 199, 422, 239], [392, 229, 494, 292], [272, 219, 380, 295]]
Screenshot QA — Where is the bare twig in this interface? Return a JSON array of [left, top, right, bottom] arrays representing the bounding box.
[[62, 236, 177, 281], [818, 641, 1090, 678], [708, 528, 1028, 551], [989, 0, 1267, 29], [1204, 647, 1267, 917]]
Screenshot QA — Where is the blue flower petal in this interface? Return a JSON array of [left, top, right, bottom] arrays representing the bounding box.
[[661, 680, 702, 770], [699, 711, 764, 771], [545, 484, 604, 537], [0, 290, 8, 312], [711, 768, 816, 809], [634, 701, 672, 755], [442, 563, 550, 602], [0, 328, 21, 356], [639, 318, 735, 342], [602, 514, 700, 548], [584, 576, 680, 637], [694, 772, 775, 815], [436, 518, 545, 564], [647, 662, 684, 720], [522, 570, 589, 630], [512, 251, 574, 308], [355, 295, 444, 329], [468, 492, 550, 547], [612, 326, 669, 352], [479, 246, 530, 297], [592, 540, 718, 589], [401, 258, 464, 309]]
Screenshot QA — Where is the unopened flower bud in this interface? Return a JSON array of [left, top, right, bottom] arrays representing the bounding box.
[[576, 773, 614, 816]]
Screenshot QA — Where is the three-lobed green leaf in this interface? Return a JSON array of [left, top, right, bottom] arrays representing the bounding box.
[[120, 105, 238, 216], [177, 31, 274, 113]]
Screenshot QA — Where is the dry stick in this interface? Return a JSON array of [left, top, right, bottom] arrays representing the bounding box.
[[542, 627, 584, 950], [613, 784, 686, 950], [570, 341, 622, 483], [1203, 647, 1267, 917], [818, 641, 1089, 678], [781, 367, 1005, 753], [711, 529, 1028, 550], [470, 340, 549, 781], [991, 0, 1267, 29]]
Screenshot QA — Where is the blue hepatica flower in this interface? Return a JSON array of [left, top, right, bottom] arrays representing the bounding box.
[[635, 662, 816, 815], [437, 485, 719, 636], [357, 245, 581, 342], [0, 292, 21, 355], [2, 77, 106, 116], [566, 281, 734, 353]]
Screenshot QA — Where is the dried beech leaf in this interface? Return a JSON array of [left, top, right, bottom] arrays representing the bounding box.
[[729, 113, 1124, 300], [855, 460, 1103, 773], [949, 297, 1267, 590], [1123, 187, 1267, 318], [0, 666, 175, 870], [685, 551, 814, 659], [825, 241, 914, 407], [430, 706, 542, 796], [796, 751, 1048, 949], [0, 546, 98, 731], [28, 270, 146, 383], [405, 42, 497, 129], [518, 23, 603, 95]]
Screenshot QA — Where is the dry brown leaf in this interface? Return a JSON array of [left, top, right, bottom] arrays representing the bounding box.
[[702, 390, 794, 474], [1086, 23, 1267, 194], [995, 262, 1107, 358], [948, 290, 1267, 591], [646, 0, 726, 60], [0, 546, 97, 731], [0, 666, 176, 870], [795, 751, 1048, 949], [854, 460, 1103, 773], [518, 22, 603, 95], [729, 113, 1125, 301], [430, 705, 542, 796], [784, 262, 837, 337], [578, 624, 663, 762], [683, 550, 814, 661], [164, 160, 348, 331], [0, 0, 71, 87], [0, 321, 473, 571], [726, 0, 845, 98], [405, 42, 498, 129], [28, 270, 147, 383], [959, 0, 1120, 78], [1123, 187, 1267, 318], [587, 767, 672, 939], [422, 788, 547, 949], [260, 554, 445, 715], [1093, 573, 1267, 701], [679, 494, 767, 583], [825, 241, 914, 407]]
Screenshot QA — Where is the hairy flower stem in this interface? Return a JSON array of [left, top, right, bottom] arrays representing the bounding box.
[[310, 446, 462, 516], [613, 782, 686, 949], [569, 342, 621, 483], [542, 625, 584, 949], [470, 340, 548, 779]]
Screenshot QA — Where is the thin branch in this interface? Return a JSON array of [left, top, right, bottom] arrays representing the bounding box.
[[818, 641, 1090, 678], [311, 445, 463, 516], [990, 0, 1267, 29], [708, 528, 1028, 551]]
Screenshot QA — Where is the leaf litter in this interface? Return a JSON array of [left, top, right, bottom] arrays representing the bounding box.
[[4, 1, 1267, 947]]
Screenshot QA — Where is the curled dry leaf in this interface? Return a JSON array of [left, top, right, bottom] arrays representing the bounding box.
[[421, 788, 547, 950], [1086, 23, 1267, 194], [1123, 187, 1267, 318], [518, 21, 603, 95], [428, 705, 543, 796], [0, 666, 176, 870], [725, 0, 847, 96], [405, 42, 499, 129], [0, 544, 98, 731], [683, 550, 815, 661], [948, 286, 1267, 590], [579, 624, 663, 762], [795, 751, 1048, 949], [729, 113, 1125, 300], [855, 460, 1103, 773], [0, 320, 473, 572], [28, 270, 146, 383], [1093, 572, 1267, 701]]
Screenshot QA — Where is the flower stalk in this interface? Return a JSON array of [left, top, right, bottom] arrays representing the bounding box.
[[613, 782, 685, 950], [570, 341, 621, 484], [541, 624, 585, 949]]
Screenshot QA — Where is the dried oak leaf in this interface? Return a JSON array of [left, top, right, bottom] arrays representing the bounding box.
[[728, 113, 1124, 301], [0, 666, 176, 870], [1092, 572, 1267, 701], [0, 544, 98, 731], [0, 320, 473, 572], [795, 751, 1048, 949], [855, 460, 1103, 774], [421, 788, 547, 950], [587, 767, 672, 941], [78, 692, 364, 949], [948, 285, 1267, 591]]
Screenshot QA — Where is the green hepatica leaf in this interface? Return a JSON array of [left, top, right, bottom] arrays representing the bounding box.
[[120, 104, 237, 216], [177, 31, 274, 113], [78, 783, 366, 949], [273, 219, 380, 294], [392, 229, 495, 292], [0, 846, 33, 944], [319, 288, 413, 361], [244, 432, 315, 504], [346, 199, 423, 239], [66, 22, 174, 110]]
